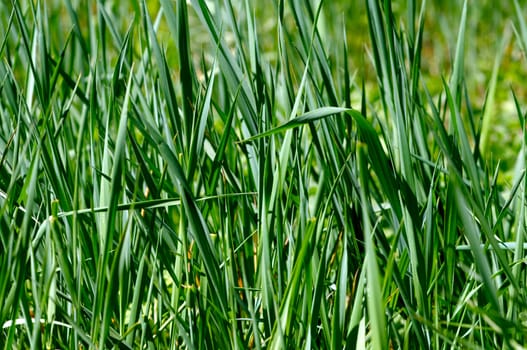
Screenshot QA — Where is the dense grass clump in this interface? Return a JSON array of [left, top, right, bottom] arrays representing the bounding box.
[[2, 0, 527, 348]]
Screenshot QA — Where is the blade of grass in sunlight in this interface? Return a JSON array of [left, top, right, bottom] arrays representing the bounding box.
[[240, 107, 350, 142], [357, 142, 387, 350]]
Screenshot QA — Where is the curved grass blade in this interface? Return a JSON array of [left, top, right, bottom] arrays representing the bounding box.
[[239, 107, 349, 143]]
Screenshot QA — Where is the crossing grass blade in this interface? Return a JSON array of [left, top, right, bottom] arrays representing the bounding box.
[[240, 107, 350, 142]]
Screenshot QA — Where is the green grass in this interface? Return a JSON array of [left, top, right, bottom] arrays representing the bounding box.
[[2, 0, 527, 348]]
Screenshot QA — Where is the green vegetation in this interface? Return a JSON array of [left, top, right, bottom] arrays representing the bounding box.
[[2, 0, 527, 348]]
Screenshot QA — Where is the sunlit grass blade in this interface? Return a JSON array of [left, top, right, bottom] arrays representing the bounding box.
[[240, 107, 349, 142], [357, 142, 387, 350]]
